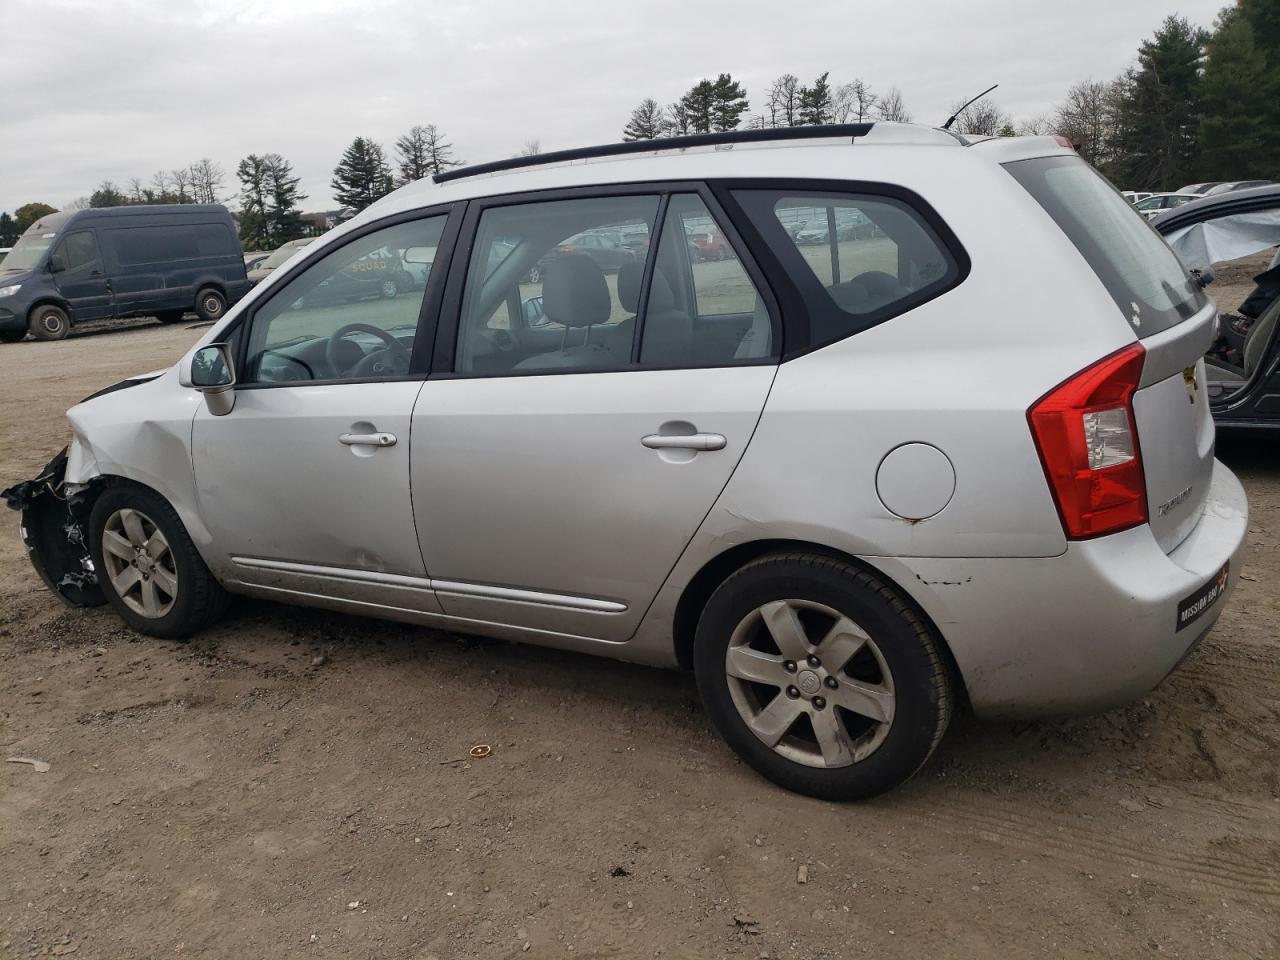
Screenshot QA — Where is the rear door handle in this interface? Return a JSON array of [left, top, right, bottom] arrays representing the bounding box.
[[339, 432, 397, 447], [641, 433, 726, 451]]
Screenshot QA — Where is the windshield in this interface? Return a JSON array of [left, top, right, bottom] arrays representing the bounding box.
[[2, 230, 57, 272], [263, 241, 310, 269], [1006, 155, 1207, 337]]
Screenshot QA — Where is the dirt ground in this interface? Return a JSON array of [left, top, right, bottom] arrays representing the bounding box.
[[1, 266, 1278, 960]]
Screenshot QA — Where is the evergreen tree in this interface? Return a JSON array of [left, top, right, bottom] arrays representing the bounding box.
[[678, 73, 748, 134], [332, 137, 394, 212], [265, 154, 307, 242], [1110, 16, 1208, 189], [90, 181, 128, 207], [710, 73, 749, 131], [797, 72, 833, 125], [395, 124, 460, 183], [1199, 3, 1279, 181], [680, 79, 717, 133], [236, 154, 272, 249], [622, 98, 669, 140], [0, 212, 18, 246]]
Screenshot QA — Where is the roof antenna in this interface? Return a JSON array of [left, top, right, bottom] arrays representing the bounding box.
[[942, 84, 999, 131]]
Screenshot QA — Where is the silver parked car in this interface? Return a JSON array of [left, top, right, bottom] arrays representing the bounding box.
[[4, 124, 1247, 799]]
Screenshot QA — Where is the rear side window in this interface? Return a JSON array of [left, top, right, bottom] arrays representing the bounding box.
[[109, 223, 236, 265], [1004, 155, 1208, 336], [731, 189, 963, 350]]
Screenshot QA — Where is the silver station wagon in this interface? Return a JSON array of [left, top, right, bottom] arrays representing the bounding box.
[[5, 123, 1247, 799]]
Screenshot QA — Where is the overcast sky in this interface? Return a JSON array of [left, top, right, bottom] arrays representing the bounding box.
[[2, 0, 1228, 217]]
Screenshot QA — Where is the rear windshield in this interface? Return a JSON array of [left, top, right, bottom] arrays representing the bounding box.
[[1005, 155, 1208, 336]]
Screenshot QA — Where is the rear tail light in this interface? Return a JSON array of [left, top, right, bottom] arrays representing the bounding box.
[[1028, 344, 1148, 539]]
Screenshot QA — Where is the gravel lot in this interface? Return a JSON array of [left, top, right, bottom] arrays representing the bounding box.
[[1, 274, 1278, 958]]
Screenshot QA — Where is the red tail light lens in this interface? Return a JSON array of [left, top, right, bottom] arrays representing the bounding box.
[[1028, 344, 1148, 539]]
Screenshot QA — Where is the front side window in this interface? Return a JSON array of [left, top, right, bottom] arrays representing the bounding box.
[[732, 188, 962, 350], [58, 231, 100, 271], [243, 216, 445, 384], [455, 195, 659, 375]]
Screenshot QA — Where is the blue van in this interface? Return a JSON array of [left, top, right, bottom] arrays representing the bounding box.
[[0, 205, 249, 341]]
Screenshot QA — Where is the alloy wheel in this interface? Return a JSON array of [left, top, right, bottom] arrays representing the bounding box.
[[100, 508, 178, 618], [724, 598, 895, 768]]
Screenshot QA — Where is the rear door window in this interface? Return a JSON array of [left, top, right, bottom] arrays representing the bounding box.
[[730, 188, 963, 350], [1004, 155, 1208, 336]]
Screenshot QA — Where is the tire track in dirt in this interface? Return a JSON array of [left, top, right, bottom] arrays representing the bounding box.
[[900, 797, 1280, 901]]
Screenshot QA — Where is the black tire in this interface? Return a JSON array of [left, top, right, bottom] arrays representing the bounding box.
[[379, 277, 399, 299], [693, 553, 953, 801], [89, 484, 229, 639], [0, 328, 26, 343], [194, 287, 227, 323], [155, 310, 187, 324], [28, 304, 70, 341]]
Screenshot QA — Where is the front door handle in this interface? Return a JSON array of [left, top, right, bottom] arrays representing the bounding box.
[[641, 432, 726, 451], [339, 432, 397, 447]]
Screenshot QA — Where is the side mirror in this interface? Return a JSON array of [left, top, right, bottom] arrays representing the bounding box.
[[402, 246, 435, 265], [522, 296, 547, 327], [180, 343, 237, 416], [48, 251, 66, 273]]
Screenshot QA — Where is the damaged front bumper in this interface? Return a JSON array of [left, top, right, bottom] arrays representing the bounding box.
[[2, 447, 106, 608]]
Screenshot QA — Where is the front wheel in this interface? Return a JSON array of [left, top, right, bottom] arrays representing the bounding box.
[[89, 484, 229, 639], [194, 287, 227, 322], [694, 553, 953, 800], [28, 304, 70, 341]]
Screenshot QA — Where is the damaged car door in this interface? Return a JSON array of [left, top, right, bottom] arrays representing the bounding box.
[[189, 211, 455, 611]]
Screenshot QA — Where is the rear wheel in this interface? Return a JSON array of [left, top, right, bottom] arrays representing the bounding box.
[[694, 553, 953, 800], [89, 484, 229, 639], [194, 287, 226, 323], [379, 277, 399, 299], [28, 304, 70, 341]]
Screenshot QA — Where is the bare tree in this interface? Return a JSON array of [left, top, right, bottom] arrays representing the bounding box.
[[169, 167, 195, 203], [1016, 114, 1056, 136], [876, 87, 912, 122], [667, 99, 691, 135], [63, 197, 90, 211], [1054, 79, 1116, 167], [519, 139, 541, 157], [833, 79, 877, 123], [767, 73, 801, 127], [948, 98, 1012, 136], [188, 158, 225, 204], [396, 124, 460, 183]]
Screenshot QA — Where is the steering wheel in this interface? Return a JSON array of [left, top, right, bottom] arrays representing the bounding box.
[[325, 323, 411, 378]]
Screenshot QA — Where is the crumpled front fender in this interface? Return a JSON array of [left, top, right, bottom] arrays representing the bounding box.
[[1, 447, 107, 608]]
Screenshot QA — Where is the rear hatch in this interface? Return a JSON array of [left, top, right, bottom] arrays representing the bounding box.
[[1007, 155, 1216, 553]]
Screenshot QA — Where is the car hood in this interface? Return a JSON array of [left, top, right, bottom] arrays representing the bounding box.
[[0, 268, 34, 285]]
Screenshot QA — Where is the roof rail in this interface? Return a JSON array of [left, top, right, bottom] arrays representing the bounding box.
[[432, 123, 876, 184]]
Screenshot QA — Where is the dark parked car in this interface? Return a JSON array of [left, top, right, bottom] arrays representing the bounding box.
[[1154, 184, 1280, 429], [526, 231, 635, 282], [0, 205, 248, 341]]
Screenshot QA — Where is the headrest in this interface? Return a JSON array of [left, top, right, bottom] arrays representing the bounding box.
[[617, 261, 675, 314], [543, 254, 610, 328]]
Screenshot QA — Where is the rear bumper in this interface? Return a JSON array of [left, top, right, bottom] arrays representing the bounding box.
[[870, 459, 1248, 718]]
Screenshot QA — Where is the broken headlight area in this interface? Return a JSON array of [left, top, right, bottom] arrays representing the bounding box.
[[2, 447, 107, 608]]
